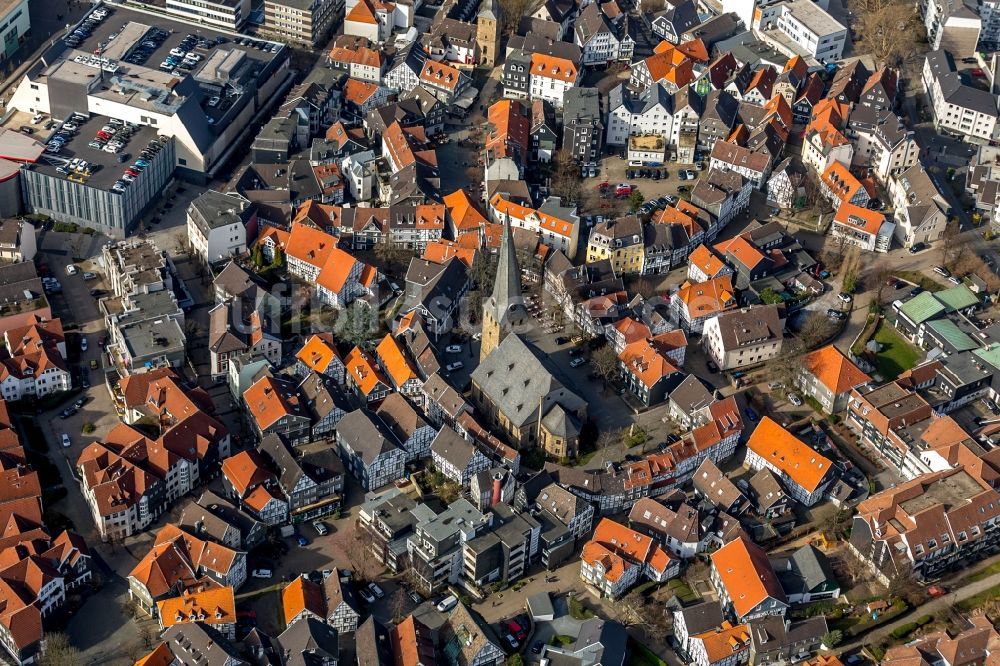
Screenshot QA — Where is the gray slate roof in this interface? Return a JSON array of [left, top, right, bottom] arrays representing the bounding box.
[[471, 334, 587, 429], [335, 409, 403, 464]]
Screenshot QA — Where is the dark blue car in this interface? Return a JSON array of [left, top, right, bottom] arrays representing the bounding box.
[[296, 535, 308, 547], [744, 407, 759, 422]]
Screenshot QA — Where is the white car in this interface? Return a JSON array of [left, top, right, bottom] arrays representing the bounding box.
[[788, 393, 803, 407], [436, 595, 457, 612], [66, 264, 79, 275], [838, 292, 852, 303], [170, 47, 186, 57], [61, 433, 71, 448], [445, 361, 464, 372], [368, 583, 385, 599], [82, 272, 97, 280], [251, 569, 272, 579], [312, 521, 328, 536], [80, 337, 88, 352], [445, 345, 462, 353], [569, 357, 586, 368], [31, 113, 44, 124]]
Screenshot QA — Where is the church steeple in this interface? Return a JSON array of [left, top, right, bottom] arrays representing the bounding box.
[[480, 216, 526, 362]]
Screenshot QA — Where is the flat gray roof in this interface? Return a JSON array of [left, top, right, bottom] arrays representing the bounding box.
[[785, 0, 846, 36]]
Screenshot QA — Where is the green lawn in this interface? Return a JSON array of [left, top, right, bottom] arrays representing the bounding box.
[[893, 270, 945, 293], [872, 324, 920, 380], [957, 581, 1000, 611], [627, 638, 667, 666], [968, 560, 1000, 582]]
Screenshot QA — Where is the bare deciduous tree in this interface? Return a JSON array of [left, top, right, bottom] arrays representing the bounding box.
[[39, 634, 83, 666], [550, 149, 582, 204], [590, 345, 620, 386], [344, 524, 383, 583], [497, 0, 531, 33], [856, 0, 918, 67], [799, 313, 838, 350], [596, 428, 621, 467]]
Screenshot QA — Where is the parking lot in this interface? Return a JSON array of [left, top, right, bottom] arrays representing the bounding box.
[[583, 154, 703, 212], [35, 231, 120, 467]]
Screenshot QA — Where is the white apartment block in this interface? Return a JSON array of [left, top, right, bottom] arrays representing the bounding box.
[[754, 0, 848, 62], [923, 50, 1000, 143], [606, 83, 692, 146], [164, 0, 251, 30]]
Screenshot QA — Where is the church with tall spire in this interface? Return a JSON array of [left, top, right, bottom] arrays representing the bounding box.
[[480, 216, 528, 362]]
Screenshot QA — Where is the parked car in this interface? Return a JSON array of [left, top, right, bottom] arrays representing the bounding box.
[[504, 635, 519, 650], [532, 641, 545, 654], [827, 309, 847, 320], [744, 407, 759, 422], [436, 595, 458, 612], [933, 265, 951, 277], [555, 336, 570, 345], [359, 588, 376, 603], [312, 521, 328, 536], [80, 337, 88, 352], [59, 407, 76, 419], [838, 292, 852, 303], [368, 583, 385, 599], [82, 272, 97, 280], [296, 535, 309, 547], [408, 590, 422, 604], [706, 359, 719, 373], [768, 381, 784, 390], [788, 393, 803, 407], [445, 345, 462, 353], [445, 361, 464, 372], [251, 569, 272, 579], [61, 433, 71, 448], [569, 357, 586, 368]]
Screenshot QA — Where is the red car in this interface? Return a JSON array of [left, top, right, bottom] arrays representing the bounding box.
[[928, 585, 947, 598], [597, 181, 609, 190], [506, 621, 526, 640], [125, 169, 139, 177], [97, 131, 112, 140]]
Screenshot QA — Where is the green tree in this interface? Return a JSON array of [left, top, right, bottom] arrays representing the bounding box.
[[628, 190, 644, 212], [270, 245, 285, 269], [251, 244, 264, 268], [841, 269, 858, 295], [822, 630, 843, 648], [507, 655, 525, 666], [759, 288, 784, 304], [338, 302, 378, 348]]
